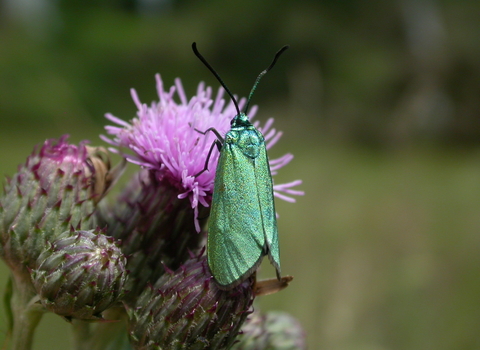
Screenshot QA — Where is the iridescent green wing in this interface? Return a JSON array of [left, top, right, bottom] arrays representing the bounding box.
[[207, 143, 265, 289], [254, 141, 280, 278]]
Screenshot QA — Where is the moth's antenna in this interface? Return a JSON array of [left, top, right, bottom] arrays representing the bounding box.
[[192, 42, 240, 116], [244, 45, 289, 115]]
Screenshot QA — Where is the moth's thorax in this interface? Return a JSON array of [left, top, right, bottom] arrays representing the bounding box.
[[225, 122, 265, 159]]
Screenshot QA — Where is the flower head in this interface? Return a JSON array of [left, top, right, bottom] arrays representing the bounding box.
[[102, 75, 303, 231]]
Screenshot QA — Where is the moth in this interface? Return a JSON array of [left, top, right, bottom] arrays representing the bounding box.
[[192, 42, 289, 289]]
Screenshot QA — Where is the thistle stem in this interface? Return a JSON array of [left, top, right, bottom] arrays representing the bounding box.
[[71, 320, 91, 350], [9, 270, 44, 350], [86, 307, 128, 350]]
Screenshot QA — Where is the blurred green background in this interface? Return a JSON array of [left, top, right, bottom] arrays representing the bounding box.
[[1, 0, 480, 349]]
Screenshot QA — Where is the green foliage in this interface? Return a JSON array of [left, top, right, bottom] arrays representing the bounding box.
[[1, 1, 479, 144], [1, 1, 480, 349]]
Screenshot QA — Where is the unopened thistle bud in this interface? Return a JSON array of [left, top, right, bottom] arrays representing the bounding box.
[[97, 169, 207, 304], [31, 230, 127, 320], [232, 310, 307, 350], [0, 136, 114, 272], [128, 256, 254, 350]]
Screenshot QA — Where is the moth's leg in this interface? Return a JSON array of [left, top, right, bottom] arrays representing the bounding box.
[[194, 127, 223, 178], [194, 127, 224, 144]]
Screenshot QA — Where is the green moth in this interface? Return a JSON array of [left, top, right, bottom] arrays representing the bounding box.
[[192, 42, 289, 289]]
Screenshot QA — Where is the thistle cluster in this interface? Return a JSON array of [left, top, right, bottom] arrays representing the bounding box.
[[0, 75, 305, 350]]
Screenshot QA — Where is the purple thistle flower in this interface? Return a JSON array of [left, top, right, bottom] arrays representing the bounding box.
[[102, 74, 303, 231]]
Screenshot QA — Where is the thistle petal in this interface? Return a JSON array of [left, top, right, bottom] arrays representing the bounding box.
[[102, 75, 303, 232]]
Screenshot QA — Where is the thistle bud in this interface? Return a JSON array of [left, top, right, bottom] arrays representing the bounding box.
[[128, 256, 254, 350], [0, 136, 111, 271], [232, 310, 307, 350], [97, 169, 207, 304], [31, 229, 127, 320]]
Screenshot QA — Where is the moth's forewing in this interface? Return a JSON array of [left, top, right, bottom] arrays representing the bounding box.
[[207, 141, 265, 288], [254, 138, 280, 277]]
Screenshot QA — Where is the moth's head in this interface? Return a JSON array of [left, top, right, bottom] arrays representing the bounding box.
[[230, 113, 251, 128]]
